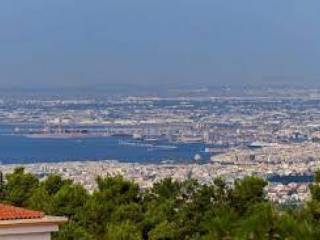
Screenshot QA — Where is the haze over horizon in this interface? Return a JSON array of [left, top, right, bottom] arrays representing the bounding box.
[[1, 0, 320, 89]]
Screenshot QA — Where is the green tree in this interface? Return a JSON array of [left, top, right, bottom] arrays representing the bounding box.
[[43, 174, 72, 195], [111, 203, 143, 224], [105, 221, 142, 240], [52, 184, 89, 218], [4, 167, 39, 206], [77, 175, 141, 239], [77, 195, 114, 238], [314, 169, 320, 183], [275, 212, 314, 240], [232, 176, 267, 214], [4, 168, 320, 240], [148, 220, 179, 240], [235, 203, 276, 240], [306, 169, 320, 224], [53, 223, 93, 240], [27, 186, 53, 213], [151, 178, 181, 200], [200, 206, 238, 240], [96, 175, 140, 204]]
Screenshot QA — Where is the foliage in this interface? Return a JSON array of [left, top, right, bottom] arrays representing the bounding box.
[[4, 167, 39, 206], [105, 221, 142, 240], [2, 167, 320, 240], [53, 223, 93, 240]]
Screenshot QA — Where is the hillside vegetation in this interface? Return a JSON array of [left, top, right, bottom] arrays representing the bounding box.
[[1, 167, 320, 240]]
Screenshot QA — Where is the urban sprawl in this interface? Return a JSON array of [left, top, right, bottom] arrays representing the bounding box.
[[1, 89, 320, 204]]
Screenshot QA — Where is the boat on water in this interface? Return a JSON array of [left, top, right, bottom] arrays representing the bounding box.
[[204, 147, 227, 154], [248, 141, 272, 149], [118, 140, 153, 148], [118, 140, 177, 150], [147, 144, 177, 150], [154, 145, 177, 150], [144, 138, 159, 142], [161, 160, 175, 164]]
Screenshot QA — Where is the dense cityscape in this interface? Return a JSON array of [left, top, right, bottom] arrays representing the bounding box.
[[1, 88, 320, 204], [1, 0, 320, 238]]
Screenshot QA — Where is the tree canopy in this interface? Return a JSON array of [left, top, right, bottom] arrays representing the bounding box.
[[1, 168, 320, 240]]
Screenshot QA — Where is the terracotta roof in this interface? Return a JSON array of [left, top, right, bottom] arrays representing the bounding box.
[[0, 204, 44, 220]]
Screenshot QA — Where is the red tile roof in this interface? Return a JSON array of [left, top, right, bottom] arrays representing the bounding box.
[[0, 204, 44, 220]]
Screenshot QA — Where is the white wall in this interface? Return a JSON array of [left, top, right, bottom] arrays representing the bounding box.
[[0, 224, 58, 240], [0, 232, 51, 240]]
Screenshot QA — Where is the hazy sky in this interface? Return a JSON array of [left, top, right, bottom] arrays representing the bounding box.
[[0, 0, 320, 89]]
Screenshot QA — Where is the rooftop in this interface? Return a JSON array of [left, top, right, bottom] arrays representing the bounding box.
[[0, 204, 44, 221]]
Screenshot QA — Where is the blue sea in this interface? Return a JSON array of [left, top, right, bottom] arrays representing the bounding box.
[[267, 175, 314, 184], [0, 125, 209, 164], [0, 124, 315, 184]]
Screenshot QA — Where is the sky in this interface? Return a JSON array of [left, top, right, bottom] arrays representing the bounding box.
[[0, 0, 320, 89]]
